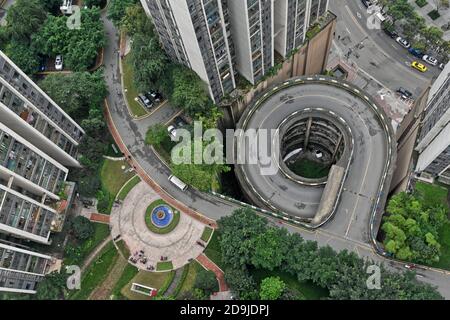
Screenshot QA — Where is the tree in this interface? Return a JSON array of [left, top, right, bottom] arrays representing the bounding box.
[[224, 267, 259, 300], [5, 40, 40, 75], [6, 0, 47, 41], [35, 271, 67, 300], [71, 216, 94, 240], [131, 33, 168, 91], [40, 0, 63, 14], [217, 208, 268, 268], [259, 277, 286, 300], [145, 124, 168, 146], [194, 270, 219, 296], [120, 4, 154, 36], [39, 70, 107, 122], [84, 0, 106, 8], [251, 228, 289, 271], [107, 0, 138, 27], [171, 66, 212, 117]]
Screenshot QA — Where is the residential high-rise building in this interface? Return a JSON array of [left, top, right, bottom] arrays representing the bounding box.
[[227, 0, 274, 84], [140, 0, 237, 103], [0, 50, 84, 293], [140, 0, 330, 100], [415, 62, 450, 184], [274, 0, 329, 57]]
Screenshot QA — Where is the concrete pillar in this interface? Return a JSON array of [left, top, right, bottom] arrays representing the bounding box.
[[331, 134, 343, 163], [304, 117, 313, 149]]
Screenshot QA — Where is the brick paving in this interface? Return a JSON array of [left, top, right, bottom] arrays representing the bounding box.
[[90, 213, 111, 224]]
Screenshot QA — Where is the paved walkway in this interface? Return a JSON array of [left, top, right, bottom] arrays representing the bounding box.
[[81, 237, 112, 273], [110, 181, 206, 270], [196, 253, 228, 292]]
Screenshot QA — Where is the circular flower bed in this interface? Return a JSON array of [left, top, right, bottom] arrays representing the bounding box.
[[145, 199, 180, 234]]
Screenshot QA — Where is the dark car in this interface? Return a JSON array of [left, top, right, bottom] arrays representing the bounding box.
[[147, 90, 163, 103], [38, 56, 47, 72], [361, 0, 373, 8], [174, 116, 188, 128], [408, 48, 424, 58], [383, 27, 398, 39], [397, 87, 413, 98]]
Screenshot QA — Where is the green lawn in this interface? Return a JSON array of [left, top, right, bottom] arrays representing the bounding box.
[[64, 223, 110, 266], [288, 158, 330, 179], [145, 199, 180, 234], [156, 261, 173, 271], [99, 159, 135, 214], [117, 175, 141, 201], [250, 268, 329, 300], [121, 270, 172, 300], [122, 55, 147, 118], [204, 231, 224, 270], [201, 226, 214, 242], [157, 270, 176, 296], [111, 264, 139, 300], [415, 181, 449, 209], [432, 222, 450, 270], [116, 240, 130, 259], [69, 241, 119, 300], [175, 261, 204, 298]]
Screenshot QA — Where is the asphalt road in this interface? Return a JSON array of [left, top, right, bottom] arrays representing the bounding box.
[[99, 8, 450, 298], [330, 0, 442, 96]]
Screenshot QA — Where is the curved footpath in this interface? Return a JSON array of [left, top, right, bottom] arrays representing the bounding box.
[[99, 11, 450, 297]]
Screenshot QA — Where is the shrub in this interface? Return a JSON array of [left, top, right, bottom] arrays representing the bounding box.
[[71, 216, 94, 241], [415, 0, 428, 7]]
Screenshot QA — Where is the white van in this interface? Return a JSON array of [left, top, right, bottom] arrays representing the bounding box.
[[168, 175, 188, 191]]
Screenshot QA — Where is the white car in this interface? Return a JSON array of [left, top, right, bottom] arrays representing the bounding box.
[[55, 55, 63, 70], [395, 37, 411, 49], [167, 125, 177, 140], [422, 55, 438, 66]]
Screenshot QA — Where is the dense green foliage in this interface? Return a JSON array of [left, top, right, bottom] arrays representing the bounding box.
[[382, 192, 447, 264], [218, 209, 443, 300], [259, 277, 286, 300], [33, 7, 106, 71], [71, 216, 95, 241], [194, 269, 219, 296], [35, 271, 68, 300], [107, 0, 138, 27]]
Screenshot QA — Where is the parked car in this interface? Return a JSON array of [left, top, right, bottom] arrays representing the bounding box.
[[422, 55, 438, 66], [146, 90, 163, 103], [383, 27, 398, 39], [138, 93, 153, 108], [167, 125, 177, 140], [55, 55, 63, 70], [396, 87, 413, 98], [395, 37, 411, 49], [174, 116, 188, 128], [408, 48, 424, 58], [38, 56, 46, 72], [361, 0, 373, 8], [411, 61, 427, 72]]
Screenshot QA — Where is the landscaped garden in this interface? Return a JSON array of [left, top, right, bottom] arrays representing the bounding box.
[[415, 0, 428, 8], [288, 158, 331, 179], [117, 175, 141, 201], [145, 199, 180, 234]]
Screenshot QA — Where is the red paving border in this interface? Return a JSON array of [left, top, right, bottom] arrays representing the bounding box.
[[196, 253, 228, 292], [90, 213, 110, 224], [104, 100, 218, 229]]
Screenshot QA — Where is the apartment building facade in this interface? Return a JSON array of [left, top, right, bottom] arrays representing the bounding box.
[[415, 62, 450, 184], [140, 0, 237, 103], [0, 50, 83, 293], [228, 0, 274, 84], [274, 0, 329, 57], [141, 0, 329, 99]]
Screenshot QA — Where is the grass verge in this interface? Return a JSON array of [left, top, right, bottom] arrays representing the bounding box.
[[117, 175, 141, 201], [204, 231, 224, 270], [156, 261, 173, 271], [122, 54, 147, 117], [201, 226, 214, 242], [111, 264, 139, 300]]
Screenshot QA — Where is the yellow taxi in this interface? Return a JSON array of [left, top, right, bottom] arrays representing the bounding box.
[[411, 61, 427, 72]]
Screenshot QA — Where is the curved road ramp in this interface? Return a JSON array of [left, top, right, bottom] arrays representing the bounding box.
[[234, 76, 396, 244]]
